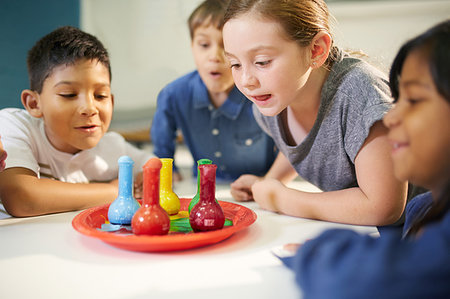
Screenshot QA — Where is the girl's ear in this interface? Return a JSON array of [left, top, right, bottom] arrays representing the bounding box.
[[21, 89, 43, 118], [309, 31, 332, 69]]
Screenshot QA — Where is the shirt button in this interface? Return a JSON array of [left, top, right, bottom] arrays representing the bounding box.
[[245, 138, 253, 146], [208, 105, 213, 111], [212, 129, 219, 135], [214, 151, 222, 158]]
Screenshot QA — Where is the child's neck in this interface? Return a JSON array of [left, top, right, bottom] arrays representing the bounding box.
[[208, 86, 233, 108], [288, 67, 330, 132]]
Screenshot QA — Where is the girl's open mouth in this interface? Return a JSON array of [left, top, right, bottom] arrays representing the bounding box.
[[252, 94, 271, 102]]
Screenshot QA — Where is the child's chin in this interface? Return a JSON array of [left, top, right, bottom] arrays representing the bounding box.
[[257, 106, 279, 117], [78, 139, 102, 151]]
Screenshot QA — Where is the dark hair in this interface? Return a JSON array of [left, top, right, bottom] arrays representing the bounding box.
[[223, 0, 339, 68], [27, 26, 111, 93], [390, 20, 450, 236], [188, 0, 230, 40], [389, 20, 450, 102]]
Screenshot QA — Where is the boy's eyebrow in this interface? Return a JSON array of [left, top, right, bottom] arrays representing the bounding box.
[[194, 33, 209, 38], [53, 81, 110, 88], [53, 81, 74, 87]]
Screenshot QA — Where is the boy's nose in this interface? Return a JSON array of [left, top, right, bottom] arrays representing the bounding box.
[[209, 45, 225, 62], [79, 95, 98, 116]]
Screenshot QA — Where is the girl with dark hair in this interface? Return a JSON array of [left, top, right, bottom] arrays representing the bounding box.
[[274, 20, 450, 299]]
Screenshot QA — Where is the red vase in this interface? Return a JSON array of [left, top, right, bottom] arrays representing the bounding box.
[[132, 158, 170, 235], [189, 164, 225, 232]]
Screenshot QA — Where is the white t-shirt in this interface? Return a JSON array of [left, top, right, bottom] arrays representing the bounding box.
[[0, 108, 152, 183]]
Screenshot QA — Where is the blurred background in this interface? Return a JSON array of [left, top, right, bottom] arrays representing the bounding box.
[[1, 0, 449, 144]]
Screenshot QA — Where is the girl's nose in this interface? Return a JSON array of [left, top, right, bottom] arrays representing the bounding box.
[[241, 68, 258, 90]]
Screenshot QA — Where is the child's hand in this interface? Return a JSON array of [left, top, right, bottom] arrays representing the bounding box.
[[251, 178, 285, 212], [0, 136, 6, 172], [230, 174, 261, 201], [133, 172, 143, 199], [271, 243, 302, 258]]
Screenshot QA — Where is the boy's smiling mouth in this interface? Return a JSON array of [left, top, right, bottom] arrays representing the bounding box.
[[75, 124, 99, 132]]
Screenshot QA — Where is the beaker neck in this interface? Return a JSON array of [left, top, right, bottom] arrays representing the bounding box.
[[199, 164, 217, 203], [118, 163, 133, 197], [143, 168, 160, 205]]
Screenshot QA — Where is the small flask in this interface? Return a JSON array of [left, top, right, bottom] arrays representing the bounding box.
[[159, 158, 180, 215], [108, 156, 140, 225], [132, 158, 170, 235], [188, 158, 212, 213], [189, 164, 225, 232]]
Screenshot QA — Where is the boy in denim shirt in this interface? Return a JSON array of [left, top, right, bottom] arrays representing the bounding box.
[[151, 0, 276, 182]]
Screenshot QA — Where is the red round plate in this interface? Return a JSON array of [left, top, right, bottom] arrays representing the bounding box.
[[72, 198, 257, 252]]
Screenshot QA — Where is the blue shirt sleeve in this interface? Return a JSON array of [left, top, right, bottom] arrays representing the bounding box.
[[284, 214, 450, 299], [150, 87, 179, 171]]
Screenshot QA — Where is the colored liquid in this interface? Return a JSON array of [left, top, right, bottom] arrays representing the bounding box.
[[132, 158, 170, 235], [159, 158, 180, 215], [108, 156, 140, 225], [188, 158, 212, 213], [189, 164, 225, 232]]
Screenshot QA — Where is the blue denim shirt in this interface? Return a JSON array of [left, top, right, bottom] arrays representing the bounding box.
[[150, 71, 277, 182]]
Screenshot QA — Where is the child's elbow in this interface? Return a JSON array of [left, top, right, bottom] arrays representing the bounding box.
[[1, 187, 40, 217], [373, 198, 405, 226]]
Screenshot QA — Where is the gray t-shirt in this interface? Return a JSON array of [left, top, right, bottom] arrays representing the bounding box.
[[254, 49, 392, 191]]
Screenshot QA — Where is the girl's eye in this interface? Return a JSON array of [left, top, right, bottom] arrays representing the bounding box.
[[230, 63, 241, 69], [256, 60, 271, 66], [407, 98, 421, 105]]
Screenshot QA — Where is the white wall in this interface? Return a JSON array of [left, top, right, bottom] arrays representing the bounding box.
[[81, 0, 450, 127], [329, 0, 450, 72]]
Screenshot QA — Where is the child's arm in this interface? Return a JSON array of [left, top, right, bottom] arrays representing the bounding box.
[[0, 136, 6, 172], [251, 122, 408, 226], [230, 152, 297, 201], [289, 223, 450, 299], [0, 167, 118, 217], [150, 88, 182, 180]]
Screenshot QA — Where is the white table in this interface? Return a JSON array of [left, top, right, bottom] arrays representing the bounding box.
[[0, 178, 377, 299]]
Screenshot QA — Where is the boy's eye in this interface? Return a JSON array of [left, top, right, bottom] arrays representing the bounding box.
[[58, 93, 76, 98], [95, 94, 109, 100], [196, 41, 209, 48]]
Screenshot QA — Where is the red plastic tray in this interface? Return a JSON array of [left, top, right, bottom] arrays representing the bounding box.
[[72, 198, 257, 252]]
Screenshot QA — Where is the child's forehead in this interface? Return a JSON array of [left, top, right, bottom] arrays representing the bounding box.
[[42, 59, 111, 90], [47, 59, 110, 81], [193, 22, 222, 37]]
